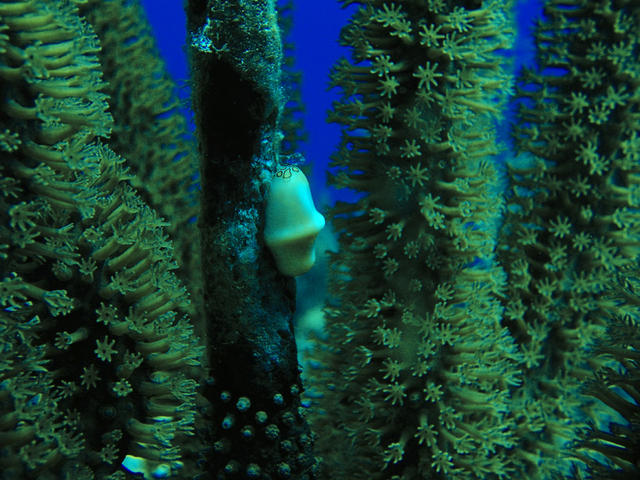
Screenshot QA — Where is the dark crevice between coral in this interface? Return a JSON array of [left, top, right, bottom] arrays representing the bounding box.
[[197, 58, 266, 216]]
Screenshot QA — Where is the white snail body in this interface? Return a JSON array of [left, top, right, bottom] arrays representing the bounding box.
[[264, 166, 325, 276]]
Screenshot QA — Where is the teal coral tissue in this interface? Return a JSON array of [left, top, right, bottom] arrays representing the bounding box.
[[0, 1, 204, 479]]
